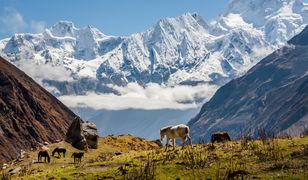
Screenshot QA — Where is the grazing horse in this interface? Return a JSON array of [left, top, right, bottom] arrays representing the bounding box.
[[52, 147, 66, 158], [71, 152, 84, 163], [38, 151, 50, 163], [211, 132, 231, 143], [160, 124, 192, 150]]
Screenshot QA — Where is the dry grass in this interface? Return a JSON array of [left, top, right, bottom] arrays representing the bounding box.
[[2, 135, 308, 179]]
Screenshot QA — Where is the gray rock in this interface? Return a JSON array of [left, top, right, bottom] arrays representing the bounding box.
[[66, 117, 98, 150], [66, 117, 88, 150], [82, 121, 98, 149]]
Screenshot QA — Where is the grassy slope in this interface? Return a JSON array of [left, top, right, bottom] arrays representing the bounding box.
[[2, 135, 308, 179]]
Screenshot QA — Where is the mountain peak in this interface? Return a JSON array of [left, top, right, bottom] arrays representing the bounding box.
[[49, 21, 77, 37], [223, 0, 306, 27]]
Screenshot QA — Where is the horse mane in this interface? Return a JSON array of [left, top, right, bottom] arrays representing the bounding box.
[[160, 125, 172, 132]]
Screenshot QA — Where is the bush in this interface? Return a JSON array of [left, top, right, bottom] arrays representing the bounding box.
[[181, 146, 209, 169], [124, 153, 156, 180]]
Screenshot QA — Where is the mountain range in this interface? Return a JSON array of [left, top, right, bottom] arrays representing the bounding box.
[[0, 0, 307, 96], [0, 0, 307, 142], [188, 26, 308, 142]]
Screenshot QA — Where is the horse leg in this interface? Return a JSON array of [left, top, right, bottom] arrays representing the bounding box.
[[181, 136, 187, 149], [63, 152, 65, 158], [187, 135, 192, 146], [165, 138, 170, 151], [172, 139, 175, 150]]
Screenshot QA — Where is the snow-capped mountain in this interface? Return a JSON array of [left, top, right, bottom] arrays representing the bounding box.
[[0, 0, 307, 96]]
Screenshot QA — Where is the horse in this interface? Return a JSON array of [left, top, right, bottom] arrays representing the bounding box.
[[160, 124, 192, 150], [211, 132, 231, 143], [71, 152, 84, 163], [52, 147, 66, 158], [38, 150, 50, 163]]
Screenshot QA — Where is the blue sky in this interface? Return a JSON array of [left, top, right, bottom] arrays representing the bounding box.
[[1, 0, 308, 39], [0, 0, 231, 39]]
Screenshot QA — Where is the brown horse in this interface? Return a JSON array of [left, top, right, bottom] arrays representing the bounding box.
[[52, 147, 66, 158], [211, 132, 231, 143], [71, 152, 84, 163], [38, 151, 50, 163]]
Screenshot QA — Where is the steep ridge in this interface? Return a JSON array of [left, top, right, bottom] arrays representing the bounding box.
[[0, 0, 307, 96], [0, 56, 77, 162], [188, 26, 308, 142]]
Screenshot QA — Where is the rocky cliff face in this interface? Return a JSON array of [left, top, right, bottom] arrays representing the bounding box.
[[188, 26, 308, 142], [0, 56, 77, 162]]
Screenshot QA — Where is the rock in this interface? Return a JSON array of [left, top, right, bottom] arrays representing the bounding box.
[[82, 121, 98, 149], [66, 117, 88, 150], [66, 117, 98, 150], [1, 163, 9, 170], [9, 167, 22, 175], [40, 145, 49, 151], [43, 141, 49, 145]]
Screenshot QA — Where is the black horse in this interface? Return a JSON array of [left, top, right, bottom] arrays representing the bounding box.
[[38, 151, 50, 163], [52, 147, 66, 158], [71, 152, 84, 163]]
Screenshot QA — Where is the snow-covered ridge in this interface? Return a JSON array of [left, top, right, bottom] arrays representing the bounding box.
[[0, 0, 307, 96]]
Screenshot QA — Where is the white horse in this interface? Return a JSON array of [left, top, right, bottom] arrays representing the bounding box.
[[160, 124, 192, 150]]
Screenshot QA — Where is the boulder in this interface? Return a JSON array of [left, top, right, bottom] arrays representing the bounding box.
[[66, 117, 98, 150], [82, 121, 98, 149]]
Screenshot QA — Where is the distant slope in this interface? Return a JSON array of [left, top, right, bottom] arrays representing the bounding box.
[[188, 27, 308, 142], [0, 56, 77, 162]]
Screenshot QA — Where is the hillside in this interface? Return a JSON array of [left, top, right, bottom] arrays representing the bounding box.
[[0, 56, 77, 162], [188, 26, 308, 141], [2, 135, 308, 179]]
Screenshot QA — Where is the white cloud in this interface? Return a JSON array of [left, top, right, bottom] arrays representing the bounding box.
[[58, 83, 219, 110], [251, 46, 274, 59], [0, 8, 27, 34], [30, 20, 46, 33], [0, 8, 46, 35], [17, 60, 74, 84]]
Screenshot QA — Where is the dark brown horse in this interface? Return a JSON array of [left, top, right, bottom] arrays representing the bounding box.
[[211, 132, 231, 143], [38, 151, 50, 163], [71, 152, 84, 163], [52, 147, 66, 158]]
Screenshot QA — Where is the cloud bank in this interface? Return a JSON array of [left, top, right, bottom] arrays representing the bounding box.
[[17, 60, 74, 83], [58, 83, 219, 110]]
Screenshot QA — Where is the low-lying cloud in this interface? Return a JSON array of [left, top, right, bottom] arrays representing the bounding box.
[[17, 60, 74, 84], [58, 83, 219, 110]]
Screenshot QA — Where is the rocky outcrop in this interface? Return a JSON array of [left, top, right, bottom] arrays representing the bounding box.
[[0, 56, 77, 162], [82, 121, 98, 149], [66, 117, 98, 150]]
